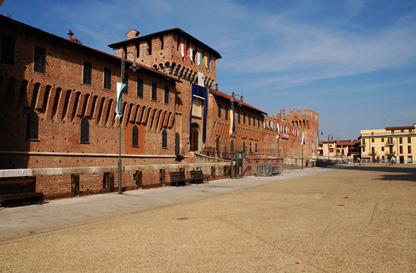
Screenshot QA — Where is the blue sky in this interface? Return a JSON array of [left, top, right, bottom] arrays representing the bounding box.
[[2, 0, 416, 140]]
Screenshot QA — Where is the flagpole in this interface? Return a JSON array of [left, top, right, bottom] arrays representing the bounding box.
[[118, 55, 125, 194], [118, 52, 138, 194]]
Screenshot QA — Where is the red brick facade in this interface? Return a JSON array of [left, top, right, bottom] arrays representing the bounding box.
[[0, 15, 319, 198]]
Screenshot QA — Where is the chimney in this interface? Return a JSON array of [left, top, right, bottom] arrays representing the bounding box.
[[215, 84, 218, 90], [126, 29, 140, 39], [68, 29, 74, 41]]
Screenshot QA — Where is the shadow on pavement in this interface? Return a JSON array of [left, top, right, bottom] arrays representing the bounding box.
[[339, 164, 416, 182]]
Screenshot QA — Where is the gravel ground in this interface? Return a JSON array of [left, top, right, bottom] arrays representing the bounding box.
[[0, 164, 415, 272]]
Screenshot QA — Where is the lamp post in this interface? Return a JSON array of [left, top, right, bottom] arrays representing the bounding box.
[[317, 129, 324, 149], [327, 134, 333, 164], [118, 52, 138, 194], [230, 92, 242, 179]]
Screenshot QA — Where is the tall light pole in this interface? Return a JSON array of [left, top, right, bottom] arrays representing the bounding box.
[[317, 129, 324, 149], [230, 92, 242, 179], [327, 134, 333, 164], [118, 52, 138, 194]]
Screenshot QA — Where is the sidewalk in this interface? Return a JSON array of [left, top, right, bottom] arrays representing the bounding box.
[[1, 164, 414, 272], [0, 166, 330, 243]]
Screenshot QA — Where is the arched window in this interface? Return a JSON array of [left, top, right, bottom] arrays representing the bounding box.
[[132, 125, 139, 147], [80, 118, 89, 143], [162, 129, 167, 148], [26, 111, 39, 140]]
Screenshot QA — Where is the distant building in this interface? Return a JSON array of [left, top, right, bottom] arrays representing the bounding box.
[[318, 140, 360, 162], [360, 125, 416, 163]]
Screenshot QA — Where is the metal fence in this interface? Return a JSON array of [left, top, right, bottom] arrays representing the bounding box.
[[255, 163, 281, 177]]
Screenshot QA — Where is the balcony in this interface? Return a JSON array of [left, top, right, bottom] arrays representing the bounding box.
[[385, 141, 395, 146]]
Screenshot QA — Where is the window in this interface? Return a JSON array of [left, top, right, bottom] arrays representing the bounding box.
[[248, 115, 251, 125], [132, 125, 139, 147], [372, 138, 374, 143], [1, 35, 15, 65], [381, 147, 384, 152], [408, 146, 412, 154], [175, 133, 180, 156], [238, 111, 240, 123], [162, 129, 167, 148], [147, 40, 152, 55], [192, 97, 203, 118], [250, 142, 252, 153], [218, 104, 221, 118], [137, 78, 143, 98], [400, 146, 403, 154], [83, 61, 92, 84], [103, 68, 111, 89], [123, 74, 128, 94], [151, 83, 157, 101], [80, 118, 89, 143], [164, 86, 169, 104], [26, 111, 39, 140], [408, 137, 411, 144], [255, 142, 258, 153], [399, 137, 403, 144], [225, 107, 228, 120], [381, 138, 384, 142], [408, 156, 413, 163], [34, 46, 46, 73], [243, 112, 246, 124]]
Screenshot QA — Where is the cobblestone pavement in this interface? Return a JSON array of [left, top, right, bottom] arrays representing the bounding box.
[[0, 164, 415, 272]]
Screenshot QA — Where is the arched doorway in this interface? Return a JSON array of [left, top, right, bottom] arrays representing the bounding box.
[[190, 123, 199, 151]]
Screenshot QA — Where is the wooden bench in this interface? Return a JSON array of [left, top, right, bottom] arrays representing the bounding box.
[[190, 170, 210, 184], [0, 178, 44, 206], [169, 171, 190, 187]]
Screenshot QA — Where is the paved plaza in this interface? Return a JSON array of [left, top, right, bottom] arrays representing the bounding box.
[[0, 164, 415, 272]]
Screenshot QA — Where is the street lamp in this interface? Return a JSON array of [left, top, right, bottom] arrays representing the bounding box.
[[327, 134, 333, 164], [230, 92, 243, 179], [118, 52, 138, 194], [317, 129, 324, 149]]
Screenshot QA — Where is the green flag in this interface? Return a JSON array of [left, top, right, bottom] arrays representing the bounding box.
[[116, 82, 126, 120]]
